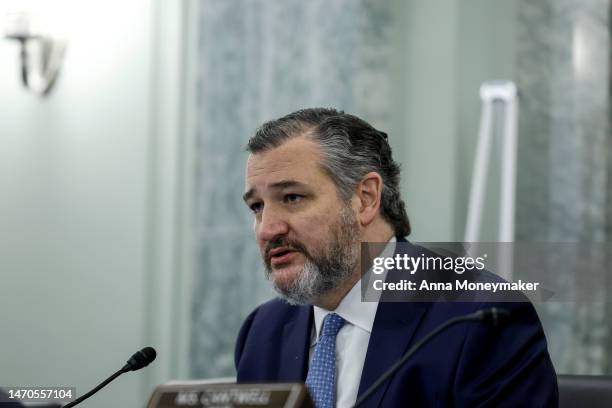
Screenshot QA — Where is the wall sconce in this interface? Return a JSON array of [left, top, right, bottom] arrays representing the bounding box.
[[3, 10, 67, 96]]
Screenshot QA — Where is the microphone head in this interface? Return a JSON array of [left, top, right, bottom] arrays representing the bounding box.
[[478, 307, 511, 327], [125, 347, 157, 371]]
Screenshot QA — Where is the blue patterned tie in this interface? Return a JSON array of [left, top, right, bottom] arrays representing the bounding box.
[[306, 313, 346, 408]]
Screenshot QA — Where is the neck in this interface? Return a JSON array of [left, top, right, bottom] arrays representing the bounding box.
[[313, 221, 394, 310]]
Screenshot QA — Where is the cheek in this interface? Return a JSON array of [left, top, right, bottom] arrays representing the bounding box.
[[291, 210, 338, 243]]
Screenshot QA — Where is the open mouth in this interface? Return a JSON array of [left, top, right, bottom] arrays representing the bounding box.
[[269, 248, 299, 266]]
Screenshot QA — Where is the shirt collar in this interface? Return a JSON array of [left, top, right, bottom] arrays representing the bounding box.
[[312, 237, 397, 342]]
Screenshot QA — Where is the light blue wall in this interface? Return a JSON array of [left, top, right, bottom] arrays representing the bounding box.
[[0, 0, 187, 405], [514, 0, 612, 374]]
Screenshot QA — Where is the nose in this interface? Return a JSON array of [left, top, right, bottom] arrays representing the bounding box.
[[256, 207, 289, 244]]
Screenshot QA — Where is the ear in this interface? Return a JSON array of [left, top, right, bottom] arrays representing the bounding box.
[[354, 172, 383, 226]]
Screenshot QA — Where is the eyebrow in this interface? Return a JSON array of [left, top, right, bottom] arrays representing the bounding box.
[[243, 180, 309, 203]]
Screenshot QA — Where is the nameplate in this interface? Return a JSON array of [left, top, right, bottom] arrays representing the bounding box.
[[147, 382, 312, 408]]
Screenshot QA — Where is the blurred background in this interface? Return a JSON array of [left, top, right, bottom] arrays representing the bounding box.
[[0, 0, 610, 406]]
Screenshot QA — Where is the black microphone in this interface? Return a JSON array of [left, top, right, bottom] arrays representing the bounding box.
[[62, 347, 156, 408], [122, 346, 157, 371], [353, 308, 510, 408]]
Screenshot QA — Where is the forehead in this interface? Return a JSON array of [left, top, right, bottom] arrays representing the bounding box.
[[245, 136, 330, 190]]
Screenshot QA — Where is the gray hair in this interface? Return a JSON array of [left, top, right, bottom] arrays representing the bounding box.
[[247, 108, 411, 237]]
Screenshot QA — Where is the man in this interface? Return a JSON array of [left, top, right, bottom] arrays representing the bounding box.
[[235, 108, 558, 407]]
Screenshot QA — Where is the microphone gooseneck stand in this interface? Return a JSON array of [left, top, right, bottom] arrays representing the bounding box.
[[353, 308, 510, 408], [62, 346, 156, 408]]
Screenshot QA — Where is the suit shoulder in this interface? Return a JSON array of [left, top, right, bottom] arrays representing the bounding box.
[[234, 297, 310, 372], [237, 298, 307, 338], [257, 297, 295, 312]]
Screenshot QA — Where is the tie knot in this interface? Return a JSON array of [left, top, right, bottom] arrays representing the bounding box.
[[321, 313, 345, 338]]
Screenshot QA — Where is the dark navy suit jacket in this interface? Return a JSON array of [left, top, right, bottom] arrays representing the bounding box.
[[235, 239, 558, 407]]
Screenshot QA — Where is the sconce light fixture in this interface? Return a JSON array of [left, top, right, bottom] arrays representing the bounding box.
[[4, 10, 67, 96]]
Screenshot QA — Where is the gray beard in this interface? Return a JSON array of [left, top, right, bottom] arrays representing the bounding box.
[[265, 206, 360, 305]]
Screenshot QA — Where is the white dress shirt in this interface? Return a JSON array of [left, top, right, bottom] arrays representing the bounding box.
[[310, 237, 396, 407]]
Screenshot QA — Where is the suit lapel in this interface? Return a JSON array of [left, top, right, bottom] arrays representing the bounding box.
[[357, 301, 427, 408], [356, 237, 430, 408], [278, 305, 313, 381]]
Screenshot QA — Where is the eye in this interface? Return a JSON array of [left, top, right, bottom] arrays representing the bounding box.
[[285, 194, 304, 204], [249, 202, 263, 213]]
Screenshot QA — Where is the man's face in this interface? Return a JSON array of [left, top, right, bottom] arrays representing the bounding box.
[[243, 136, 360, 304]]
